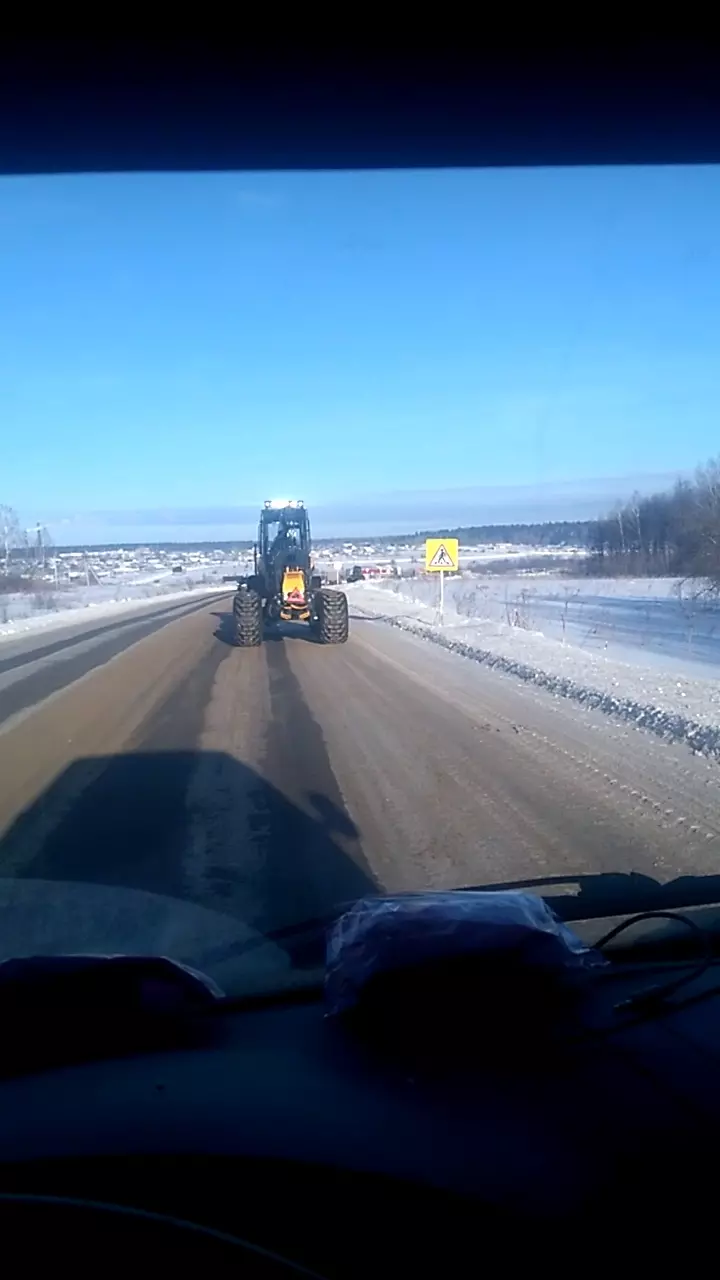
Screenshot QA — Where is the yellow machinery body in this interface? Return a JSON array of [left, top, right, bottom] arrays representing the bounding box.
[[280, 567, 311, 622]]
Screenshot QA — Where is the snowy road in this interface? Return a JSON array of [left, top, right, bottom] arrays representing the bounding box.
[[0, 596, 719, 985], [0, 590, 233, 732]]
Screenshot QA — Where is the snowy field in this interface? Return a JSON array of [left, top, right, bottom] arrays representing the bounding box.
[[372, 574, 720, 676], [348, 576, 720, 760], [0, 562, 242, 642]]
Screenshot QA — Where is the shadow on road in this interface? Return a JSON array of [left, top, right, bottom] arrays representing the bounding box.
[[348, 612, 416, 625], [211, 610, 236, 646], [211, 611, 319, 646], [7, 745, 720, 985], [263, 622, 319, 644], [0, 750, 376, 977]]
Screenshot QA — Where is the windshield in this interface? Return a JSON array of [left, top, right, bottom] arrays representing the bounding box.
[[2, 167, 720, 996]]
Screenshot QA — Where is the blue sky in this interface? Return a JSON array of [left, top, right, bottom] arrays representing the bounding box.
[[2, 165, 719, 541]]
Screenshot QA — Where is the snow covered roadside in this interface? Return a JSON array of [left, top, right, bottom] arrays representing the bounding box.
[[347, 580, 720, 762], [357, 572, 720, 673], [0, 582, 231, 645]]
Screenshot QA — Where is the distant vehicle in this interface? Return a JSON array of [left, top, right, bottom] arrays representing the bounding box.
[[171, 565, 184, 574], [347, 565, 364, 583]]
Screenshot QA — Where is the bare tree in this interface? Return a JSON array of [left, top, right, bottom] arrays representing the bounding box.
[[37, 524, 53, 569], [630, 491, 644, 563], [561, 586, 581, 642], [615, 506, 626, 556], [0, 505, 21, 571]]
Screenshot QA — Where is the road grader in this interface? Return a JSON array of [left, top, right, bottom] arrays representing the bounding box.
[[232, 500, 349, 646]]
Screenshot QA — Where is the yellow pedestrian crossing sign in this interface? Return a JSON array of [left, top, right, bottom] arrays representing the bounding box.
[[425, 538, 459, 572]]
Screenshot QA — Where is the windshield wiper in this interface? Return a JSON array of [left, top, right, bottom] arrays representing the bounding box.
[[455, 872, 720, 921]]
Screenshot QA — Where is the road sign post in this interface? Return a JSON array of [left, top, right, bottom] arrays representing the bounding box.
[[425, 538, 459, 626]]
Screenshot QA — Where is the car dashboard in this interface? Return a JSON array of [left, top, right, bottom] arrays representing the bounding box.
[[2, 927, 720, 1274]]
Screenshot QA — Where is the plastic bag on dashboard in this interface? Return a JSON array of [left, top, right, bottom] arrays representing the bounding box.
[[325, 890, 606, 1017]]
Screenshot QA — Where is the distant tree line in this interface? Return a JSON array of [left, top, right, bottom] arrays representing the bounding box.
[[588, 459, 720, 583], [411, 520, 592, 547]]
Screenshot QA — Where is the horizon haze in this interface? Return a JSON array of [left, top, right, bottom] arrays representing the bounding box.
[[37, 471, 689, 545]]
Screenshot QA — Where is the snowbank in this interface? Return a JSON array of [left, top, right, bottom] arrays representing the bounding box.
[[0, 581, 231, 644], [348, 579, 720, 762]]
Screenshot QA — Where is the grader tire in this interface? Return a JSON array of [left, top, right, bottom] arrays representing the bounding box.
[[233, 589, 263, 647], [316, 590, 349, 644]]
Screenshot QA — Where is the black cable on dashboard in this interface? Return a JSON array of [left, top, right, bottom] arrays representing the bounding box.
[[593, 910, 713, 1010]]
